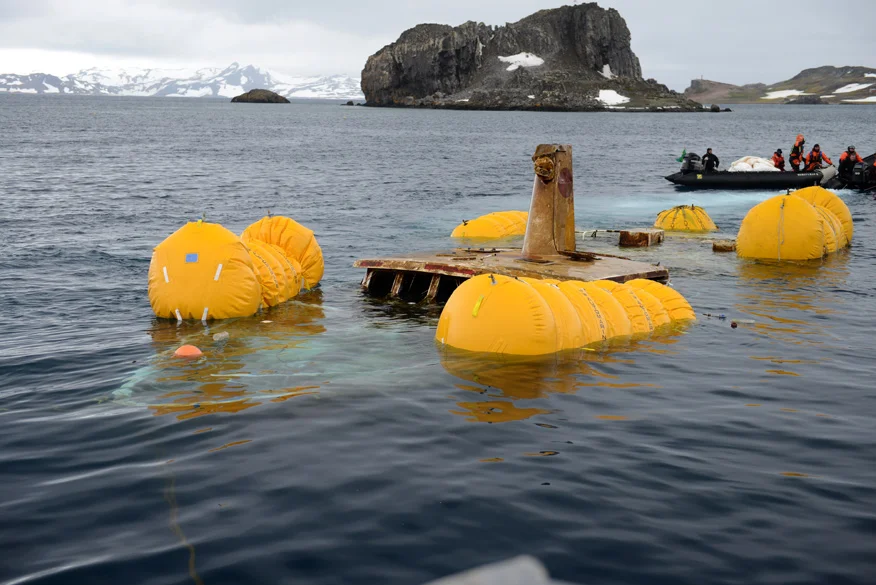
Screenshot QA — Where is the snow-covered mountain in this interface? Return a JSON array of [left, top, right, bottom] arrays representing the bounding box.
[[0, 63, 364, 100]]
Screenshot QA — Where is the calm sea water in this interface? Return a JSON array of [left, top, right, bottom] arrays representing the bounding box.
[[1, 95, 875, 585]]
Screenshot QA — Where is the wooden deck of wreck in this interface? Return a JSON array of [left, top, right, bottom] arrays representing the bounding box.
[[354, 247, 669, 304]]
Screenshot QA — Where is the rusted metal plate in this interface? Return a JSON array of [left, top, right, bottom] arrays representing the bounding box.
[[558, 167, 573, 198]]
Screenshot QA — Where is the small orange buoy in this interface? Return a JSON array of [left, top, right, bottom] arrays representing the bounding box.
[[174, 345, 203, 359]]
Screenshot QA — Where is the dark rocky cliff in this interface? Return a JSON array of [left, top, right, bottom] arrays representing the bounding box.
[[361, 4, 701, 112]]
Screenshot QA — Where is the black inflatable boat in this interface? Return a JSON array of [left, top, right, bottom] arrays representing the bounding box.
[[666, 152, 836, 190]]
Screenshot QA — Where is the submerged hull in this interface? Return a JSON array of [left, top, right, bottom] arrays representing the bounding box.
[[666, 169, 831, 190]]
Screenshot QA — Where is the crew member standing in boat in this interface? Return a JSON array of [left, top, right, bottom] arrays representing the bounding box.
[[789, 134, 805, 172], [771, 149, 786, 171], [702, 148, 720, 173], [804, 144, 832, 171], [838, 146, 864, 176]]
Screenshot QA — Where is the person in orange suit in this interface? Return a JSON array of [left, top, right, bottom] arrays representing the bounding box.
[[838, 146, 864, 176], [789, 134, 806, 171], [804, 144, 832, 171], [771, 149, 786, 171]]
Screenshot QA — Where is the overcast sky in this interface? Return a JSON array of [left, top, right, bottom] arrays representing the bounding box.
[[0, 0, 873, 90]]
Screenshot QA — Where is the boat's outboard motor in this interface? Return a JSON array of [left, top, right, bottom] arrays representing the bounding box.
[[681, 153, 703, 173], [851, 162, 867, 187]]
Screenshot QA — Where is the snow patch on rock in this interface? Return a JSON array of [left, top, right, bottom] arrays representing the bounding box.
[[761, 90, 810, 100], [498, 53, 544, 72], [833, 83, 873, 94], [599, 64, 615, 79], [598, 89, 630, 106], [842, 96, 876, 103]]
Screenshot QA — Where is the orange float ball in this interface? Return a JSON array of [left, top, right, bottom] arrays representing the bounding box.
[[173, 345, 203, 359]]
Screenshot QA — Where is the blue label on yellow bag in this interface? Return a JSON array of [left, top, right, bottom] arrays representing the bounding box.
[[185, 253, 199, 263]]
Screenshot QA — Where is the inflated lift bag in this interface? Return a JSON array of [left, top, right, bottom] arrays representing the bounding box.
[[556, 280, 632, 342], [436, 274, 563, 356], [736, 194, 849, 261], [654, 205, 718, 232], [520, 277, 586, 351], [242, 216, 324, 290], [792, 186, 854, 241], [247, 239, 293, 307], [265, 242, 303, 300], [436, 275, 696, 356], [451, 211, 529, 238], [592, 281, 666, 334], [627, 279, 696, 321], [812, 205, 846, 254], [148, 221, 262, 320]]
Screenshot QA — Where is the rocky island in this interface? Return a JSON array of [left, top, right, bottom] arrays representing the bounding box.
[[230, 89, 290, 103], [360, 4, 701, 112]]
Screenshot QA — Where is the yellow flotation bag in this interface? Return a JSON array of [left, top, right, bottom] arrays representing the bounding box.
[[148, 221, 262, 320], [654, 205, 718, 232], [247, 240, 294, 307], [558, 281, 632, 342], [792, 186, 853, 241], [627, 279, 696, 321], [242, 216, 324, 290], [435, 274, 563, 356], [812, 205, 846, 254], [265, 243, 303, 300], [592, 280, 660, 334], [451, 211, 528, 239], [736, 194, 849, 261], [519, 277, 587, 351], [436, 274, 694, 356]]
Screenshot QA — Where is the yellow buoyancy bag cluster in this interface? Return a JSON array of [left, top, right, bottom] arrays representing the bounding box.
[[654, 205, 718, 232], [451, 211, 528, 239], [736, 188, 852, 261], [435, 274, 695, 356], [242, 216, 324, 289], [148, 216, 323, 320]]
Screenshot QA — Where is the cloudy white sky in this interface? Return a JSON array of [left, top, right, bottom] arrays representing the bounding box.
[[0, 0, 873, 90]]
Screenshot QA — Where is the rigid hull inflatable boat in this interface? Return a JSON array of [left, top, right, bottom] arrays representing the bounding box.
[[665, 151, 836, 190], [665, 168, 835, 189]]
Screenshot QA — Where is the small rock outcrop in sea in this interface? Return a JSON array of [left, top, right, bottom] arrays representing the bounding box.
[[360, 4, 702, 112], [231, 89, 290, 104]]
